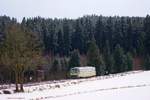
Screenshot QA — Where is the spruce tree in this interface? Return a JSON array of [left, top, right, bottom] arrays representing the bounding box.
[[68, 49, 80, 70], [87, 39, 105, 75], [57, 30, 64, 56], [104, 40, 114, 74], [114, 44, 125, 73], [125, 52, 133, 71], [51, 59, 60, 73], [95, 16, 105, 50], [144, 15, 150, 54], [144, 55, 150, 70], [72, 20, 85, 53], [63, 20, 71, 56]]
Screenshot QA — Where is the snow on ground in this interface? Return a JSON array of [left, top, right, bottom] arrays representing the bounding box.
[[0, 70, 150, 100]]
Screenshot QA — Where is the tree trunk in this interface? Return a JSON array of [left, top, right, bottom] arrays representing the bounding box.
[[20, 71, 24, 92], [15, 83, 19, 92], [15, 72, 19, 92], [20, 83, 24, 92]]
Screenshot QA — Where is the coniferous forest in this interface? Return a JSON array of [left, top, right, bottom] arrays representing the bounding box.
[[0, 15, 150, 91]]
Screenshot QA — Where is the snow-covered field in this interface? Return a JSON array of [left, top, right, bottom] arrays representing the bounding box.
[[0, 70, 150, 100]]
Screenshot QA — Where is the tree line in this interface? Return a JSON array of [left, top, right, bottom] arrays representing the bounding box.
[[0, 15, 150, 92], [21, 15, 150, 70]]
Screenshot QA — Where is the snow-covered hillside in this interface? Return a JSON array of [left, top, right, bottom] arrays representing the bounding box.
[[0, 71, 150, 100]]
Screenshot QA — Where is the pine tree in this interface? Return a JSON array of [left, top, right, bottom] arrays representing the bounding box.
[[144, 15, 150, 54], [105, 17, 114, 51], [51, 59, 60, 73], [114, 44, 125, 73], [113, 19, 123, 50], [72, 20, 85, 53], [87, 39, 105, 75], [57, 30, 64, 56], [63, 20, 71, 56], [104, 40, 114, 74], [144, 55, 150, 70], [68, 49, 80, 70], [95, 16, 105, 50], [109, 55, 115, 74], [125, 52, 133, 71], [126, 18, 133, 52]]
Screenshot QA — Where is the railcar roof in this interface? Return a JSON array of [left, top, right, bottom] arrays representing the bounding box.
[[71, 66, 95, 70]]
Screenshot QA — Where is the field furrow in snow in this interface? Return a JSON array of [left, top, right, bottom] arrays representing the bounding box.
[[0, 71, 150, 100]]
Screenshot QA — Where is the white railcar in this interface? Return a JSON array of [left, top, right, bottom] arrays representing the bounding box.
[[70, 66, 96, 78]]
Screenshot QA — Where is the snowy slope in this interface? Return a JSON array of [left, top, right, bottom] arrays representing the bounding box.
[[0, 71, 150, 100]]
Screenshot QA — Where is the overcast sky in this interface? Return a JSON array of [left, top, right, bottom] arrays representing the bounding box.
[[0, 0, 150, 22]]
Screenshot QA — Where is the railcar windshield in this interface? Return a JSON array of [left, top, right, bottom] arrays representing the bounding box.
[[70, 68, 79, 73]]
